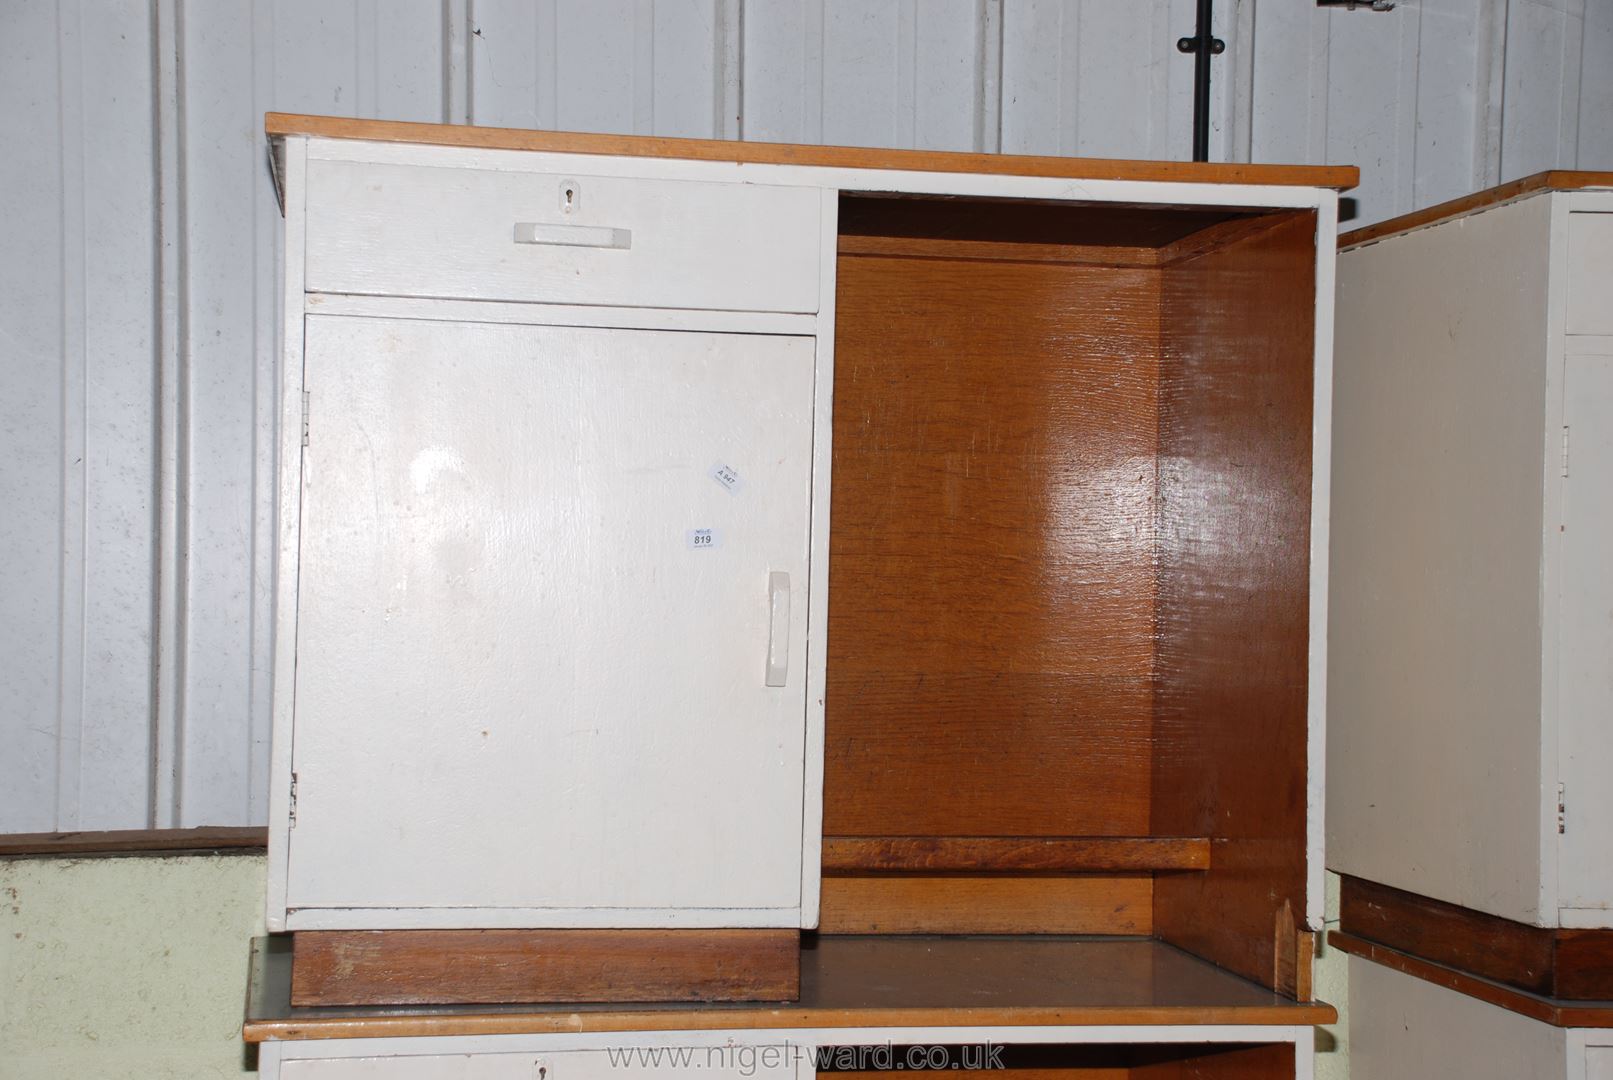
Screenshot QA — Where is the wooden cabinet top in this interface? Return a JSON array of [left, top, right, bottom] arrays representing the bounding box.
[[1341, 170, 1613, 248], [266, 112, 1358, 191]]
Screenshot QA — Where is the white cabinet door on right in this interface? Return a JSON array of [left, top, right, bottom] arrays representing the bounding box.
[[1559, 350, 1613, 918], [1587, 1046, 1613, 1080], [284, 315, 816, 923]]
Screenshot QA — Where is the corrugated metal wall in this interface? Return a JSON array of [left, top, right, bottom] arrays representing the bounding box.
[[2, 0, 1609, 832]]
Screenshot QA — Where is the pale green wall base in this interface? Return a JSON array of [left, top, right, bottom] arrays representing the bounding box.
[[0, 856, 1350, 1079], [1, 854, 266, 1080]]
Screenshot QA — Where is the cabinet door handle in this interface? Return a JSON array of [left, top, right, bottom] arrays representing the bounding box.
[[766, 572, 791, 688], [512, 222, 631, 249]]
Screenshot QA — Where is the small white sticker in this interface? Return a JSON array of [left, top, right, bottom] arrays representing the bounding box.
[[686, 528, 721, 550], [710, 463, 744, 495]]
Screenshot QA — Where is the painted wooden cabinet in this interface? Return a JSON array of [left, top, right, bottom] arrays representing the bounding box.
[[1328, 174, 1613, 930], [261, 114, 1351, 1069], [268, 136, 839, 935]]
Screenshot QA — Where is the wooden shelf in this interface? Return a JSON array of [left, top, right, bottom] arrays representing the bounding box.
[[822, 837, 1211, 874], [244, 933, 1334, 1043]]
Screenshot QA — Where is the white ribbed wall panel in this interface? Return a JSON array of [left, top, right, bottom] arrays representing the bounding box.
[[1, 0, 1609, 831]]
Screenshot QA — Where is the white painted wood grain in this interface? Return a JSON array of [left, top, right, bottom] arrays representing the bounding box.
[[1567, 212, 1613, 334], [279, 1046, 799, 1080], [1557, 345, 1613, 914], [1587, 1041, 1613, 1080], [1329, 195, 1556, 924], [260, 1024, 1311, 1079], [303, 159, 821, 312], [1348, 955, 1569, 1080], [285, 316, 815, 919]]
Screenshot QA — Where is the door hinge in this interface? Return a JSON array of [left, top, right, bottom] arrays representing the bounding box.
[[1561, 425, 1570, 478], [1558, 782, 1566, 835], [301, 391, 311, 448], [288, 771, 299, 827]]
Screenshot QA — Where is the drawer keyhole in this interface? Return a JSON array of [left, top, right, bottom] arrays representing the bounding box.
[[560, 180, 579, 213]]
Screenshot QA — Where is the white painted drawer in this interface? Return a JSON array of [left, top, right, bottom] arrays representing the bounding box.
[[1567, 212, 1613, 335], [277, 1047, 801, 1080], [304, 160, 822, 313]]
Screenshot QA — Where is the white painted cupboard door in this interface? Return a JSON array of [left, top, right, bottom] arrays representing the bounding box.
[[285, 315, 816, 920], [1559, 351, 1613, 917]]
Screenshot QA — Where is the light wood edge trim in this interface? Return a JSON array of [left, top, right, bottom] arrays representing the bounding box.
[[264, 113, 1358, 191], [1327, 930, 1613, 1029], [244, 1003, 1339, 1044], [0, 826, 268, 858], [1340, 170, 1613, 249], [820, 837, 1211, 874]]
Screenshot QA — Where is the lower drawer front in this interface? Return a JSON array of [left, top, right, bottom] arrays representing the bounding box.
[[278, 1048, 802, 1080], [305, 159, 822, 313]]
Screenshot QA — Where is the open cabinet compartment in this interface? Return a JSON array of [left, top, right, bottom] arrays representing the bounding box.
[[821, 193, 1319, 998]]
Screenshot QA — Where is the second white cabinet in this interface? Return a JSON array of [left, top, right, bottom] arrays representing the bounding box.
[[1329, 176, 1613, 928]]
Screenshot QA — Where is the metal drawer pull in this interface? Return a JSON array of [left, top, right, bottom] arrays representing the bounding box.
[[766, 572, 790, 688], [512, 222, 631, 249]]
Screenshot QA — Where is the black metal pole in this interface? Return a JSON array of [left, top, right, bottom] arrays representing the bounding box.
[[1177, 0, 1224, 163]]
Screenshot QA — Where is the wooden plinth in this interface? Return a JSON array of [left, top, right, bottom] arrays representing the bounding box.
[[289, 928, 800, 1007], [1340, 875, 1613, 1001]]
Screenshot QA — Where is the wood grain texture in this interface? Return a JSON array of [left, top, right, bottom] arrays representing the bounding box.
[[0, 826, 267, 857], [839, 196, 1252, 252], [1149, 212, 1317, 995], [266, 113, 1359, 190], [1555, 932, 1613, 1001], [1130, 1042, 1293, 1079], [821, 837, 1211, 874], [289, 929, 800, 1007], [825, 251, 1160, 839], [1340, 875, 1555, 995], [1340, 170, 1613, 248], [1330, 930, 1613, 1029], [1340, 875, 1613, 1000], [247, 934, 1338, 1042], [818, 876, 1153, 935]]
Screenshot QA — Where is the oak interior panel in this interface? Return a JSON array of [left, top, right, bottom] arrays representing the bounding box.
[[826, 250, 1161, 840], [821, 837, 1211, 874], [818, 876, 1153, 936], [1149, 211, 1317, 994], [825, 195, 1317, 990]]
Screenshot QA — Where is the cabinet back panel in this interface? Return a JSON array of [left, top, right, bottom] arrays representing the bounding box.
[[1150, 212, 1317, 990], [825, 253, 1160, 839]]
